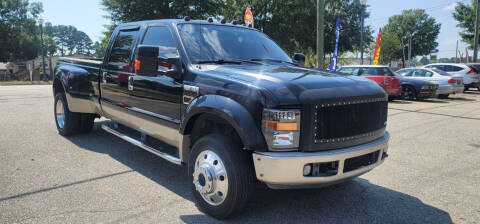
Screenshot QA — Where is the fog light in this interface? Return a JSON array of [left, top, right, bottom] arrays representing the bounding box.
[[273, 132, 294, 146], [303, 164, 312, 176]]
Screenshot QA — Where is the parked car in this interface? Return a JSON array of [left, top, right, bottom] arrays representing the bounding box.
[[337, 65, 402, 100], [397, 67, 464, 99], [52, 19, 390, 219], [424, 63, 480, 91]]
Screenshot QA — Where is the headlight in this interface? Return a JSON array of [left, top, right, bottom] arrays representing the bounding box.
[[421, 85, 430, 90], [262, 109, 301, 151]]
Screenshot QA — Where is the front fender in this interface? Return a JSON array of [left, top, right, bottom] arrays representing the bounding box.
[[180, 95, 267, 151]]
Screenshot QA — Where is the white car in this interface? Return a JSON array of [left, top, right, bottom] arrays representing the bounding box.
[[424, 63, 480, 91], [397, 67, 464, 98]]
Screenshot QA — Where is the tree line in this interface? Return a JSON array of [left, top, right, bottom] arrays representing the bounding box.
[[0, 0, 95, 62], [3, 0, 479, 66]]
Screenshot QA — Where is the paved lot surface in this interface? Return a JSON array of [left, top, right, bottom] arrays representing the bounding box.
[[1, 85, 479, 224]]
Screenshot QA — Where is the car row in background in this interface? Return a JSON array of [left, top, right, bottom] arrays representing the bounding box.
[[396, 67, 464, 99], [424, 63, 480, 91], [338, 65, 438, 101]]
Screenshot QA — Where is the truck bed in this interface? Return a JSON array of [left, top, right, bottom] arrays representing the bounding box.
[[58, 57, 103, 68]]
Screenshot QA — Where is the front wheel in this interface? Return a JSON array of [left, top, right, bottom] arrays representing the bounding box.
[[188, 134, 254, 219]]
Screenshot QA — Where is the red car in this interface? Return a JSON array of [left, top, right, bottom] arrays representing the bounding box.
[[338, 65, 402, 100]]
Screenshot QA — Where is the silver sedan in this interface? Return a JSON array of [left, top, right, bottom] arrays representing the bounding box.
[[396, 68, 464, 98]]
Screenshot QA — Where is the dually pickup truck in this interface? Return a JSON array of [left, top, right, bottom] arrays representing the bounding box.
[[53, 18, 390, 218]]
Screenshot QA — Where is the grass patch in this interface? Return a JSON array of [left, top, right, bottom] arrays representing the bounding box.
[[0, 81, 52, 86]]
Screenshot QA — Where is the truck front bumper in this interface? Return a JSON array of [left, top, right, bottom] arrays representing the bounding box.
[[252, 132, 390, 189]]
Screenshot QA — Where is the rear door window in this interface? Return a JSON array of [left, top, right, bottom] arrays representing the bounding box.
[[450, 65, 463, 72]]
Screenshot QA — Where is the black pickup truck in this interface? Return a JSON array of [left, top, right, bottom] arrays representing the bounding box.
[[53, 18, 390, 218]]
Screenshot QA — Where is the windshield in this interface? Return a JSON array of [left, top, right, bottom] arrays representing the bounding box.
[[431, 68, 451, 76], [177, 24, 292, 64]]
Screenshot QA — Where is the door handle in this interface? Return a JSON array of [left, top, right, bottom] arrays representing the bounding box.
[[102, 72, 107, 83], [128, 76, 134, 91]]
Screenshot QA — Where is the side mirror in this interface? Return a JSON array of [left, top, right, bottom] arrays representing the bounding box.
[[293, 53, 306, 67], [135, 45, 182, 79]]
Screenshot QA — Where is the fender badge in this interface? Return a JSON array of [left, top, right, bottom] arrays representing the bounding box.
[[183, 85, 199, 105]]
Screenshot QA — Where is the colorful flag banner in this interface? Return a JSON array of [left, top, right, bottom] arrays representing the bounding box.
[[372, 29, 382, 65], [459, 51, 463, 63], [244, 7, 254, 27], [329, 19, 340, 72]]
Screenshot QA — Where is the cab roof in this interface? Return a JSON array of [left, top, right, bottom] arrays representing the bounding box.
[[119, 19, 257, 30]]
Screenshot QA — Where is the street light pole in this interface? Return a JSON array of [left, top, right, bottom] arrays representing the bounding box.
[[360, 0, 366, 65], [38, 18, 47, 81]]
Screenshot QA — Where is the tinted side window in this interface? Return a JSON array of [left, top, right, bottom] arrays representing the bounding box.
[[338, 67, 359, 75], [397, 70, 412, 76], [425, 71, 433, 77], [141, 26, 178, 58], [450, 66, 463, 72], [108, 29, 139, 70], [412, 69, 426, 77]]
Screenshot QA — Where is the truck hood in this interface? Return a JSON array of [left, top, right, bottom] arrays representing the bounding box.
[[196, 64, 386, 105]]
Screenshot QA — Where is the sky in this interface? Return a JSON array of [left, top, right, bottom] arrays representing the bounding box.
[[39, 0, 472, 58]]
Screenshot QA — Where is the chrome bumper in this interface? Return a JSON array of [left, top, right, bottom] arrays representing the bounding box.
[[252, 132, 390, 189]]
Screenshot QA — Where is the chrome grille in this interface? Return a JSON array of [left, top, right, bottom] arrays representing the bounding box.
[[314, 98, 388, 144]]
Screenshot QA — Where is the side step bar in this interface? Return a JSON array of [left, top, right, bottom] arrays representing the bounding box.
[[101, 124, 182, 165]]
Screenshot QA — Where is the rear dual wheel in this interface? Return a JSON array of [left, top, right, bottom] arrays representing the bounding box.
[[54, 93, 95, 136]]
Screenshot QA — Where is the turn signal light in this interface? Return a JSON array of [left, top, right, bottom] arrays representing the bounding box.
[[134, 59, 141, 71], [265, 121, 298, 131]]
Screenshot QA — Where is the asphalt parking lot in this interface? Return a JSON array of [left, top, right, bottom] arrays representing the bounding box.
[[1, 85, 479, 224]]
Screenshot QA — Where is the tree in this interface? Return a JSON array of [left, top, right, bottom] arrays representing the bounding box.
[[221, 0, 373, 57], [44, 24, 94, 56], [382, 9, 440, 64], [379, 31, 402, 64], [43, 37, 57, 56], [453, 0, 478, 49], [102, 0, 224, 23], [0, 0, 43, 61], [419, 56, 429, 65], [100, 0, 373, 64]]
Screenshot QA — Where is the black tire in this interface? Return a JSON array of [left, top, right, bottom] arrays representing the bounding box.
[[438, 94, 449, 99], [79, 114, 95, 133], [401, 85, 416, 101], [388, 96, 395, 102], [54, 93, 81, 136], [188, 134, 254, 219]]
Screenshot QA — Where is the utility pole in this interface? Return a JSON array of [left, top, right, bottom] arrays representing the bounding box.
[[408, 35, 412, 67], [39, 18, 47, 81], [474, 0, 480, 62], [316, 0, 325, 69], [360, 0, 367, 65], [456, 39, 459, 63]]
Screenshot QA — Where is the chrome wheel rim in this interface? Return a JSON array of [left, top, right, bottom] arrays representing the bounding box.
[[193, 150, 228, 206], [56, 99, 65, 129]]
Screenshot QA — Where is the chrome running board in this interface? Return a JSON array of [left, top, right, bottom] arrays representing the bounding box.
[[101, 124, 182, 165]]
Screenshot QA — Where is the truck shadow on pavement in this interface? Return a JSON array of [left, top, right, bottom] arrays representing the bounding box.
[[65, 124, 452, 224]]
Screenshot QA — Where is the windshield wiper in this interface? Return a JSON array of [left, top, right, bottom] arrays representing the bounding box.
[[197, 59, 242, 64], [248, 58, 296, 65]]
